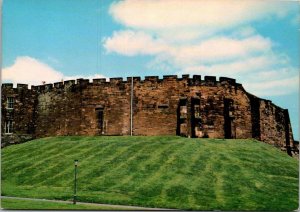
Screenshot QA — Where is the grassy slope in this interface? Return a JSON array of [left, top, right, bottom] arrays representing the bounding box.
[[1, 198, 133, 210], [1, 136, 298, 211]]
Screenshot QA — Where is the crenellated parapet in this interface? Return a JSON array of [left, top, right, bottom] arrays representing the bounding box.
[[2, 83, 33, 94], [2, 83, 14, 89], [123, 74, 237, 87], [2, 75, 240, 94]]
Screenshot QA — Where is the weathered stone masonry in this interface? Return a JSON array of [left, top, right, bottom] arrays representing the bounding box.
[[1, 75, 298, 156]]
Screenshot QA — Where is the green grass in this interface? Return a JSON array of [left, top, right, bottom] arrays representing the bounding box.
[[1, 136, 298, 211], [0, 198, 134, 210]]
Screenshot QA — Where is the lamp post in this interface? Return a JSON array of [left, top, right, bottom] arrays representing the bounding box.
[[73, 159, 78, 204]]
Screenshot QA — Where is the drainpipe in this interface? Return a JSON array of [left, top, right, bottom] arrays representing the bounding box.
[[130, 77, 133, 136]]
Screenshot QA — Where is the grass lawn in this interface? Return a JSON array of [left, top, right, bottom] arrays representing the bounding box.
[[1, 136, 298, 211], [0, 198, 135, 210]]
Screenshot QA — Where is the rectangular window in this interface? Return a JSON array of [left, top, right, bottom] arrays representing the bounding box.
[[5, 120, 13, 134], [7, 97, 14, 109]]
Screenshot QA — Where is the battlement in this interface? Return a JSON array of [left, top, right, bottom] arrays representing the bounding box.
[[17, 84, 28, 90], [1, 74, 239, 93], [77, 78, 89, 85], [93, 78, 107, 84], [64, 80, 76, 87], [192, 75, 201, 85], [54, 82, 64, 89], [127, 77, 141, 82], [45, 84, 53, 91], [110, 77, 123, 84], [145, 76, 159, 82], [163, 75, 178, 80], [220, 77, 236, 85]]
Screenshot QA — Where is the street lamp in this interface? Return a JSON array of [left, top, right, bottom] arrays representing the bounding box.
[[73, 159, 78, 204]]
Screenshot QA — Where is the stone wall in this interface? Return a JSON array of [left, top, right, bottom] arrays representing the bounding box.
[[80, 78, 131, 135], [1, 75, 297, 156], [1, 83, 37, 147]]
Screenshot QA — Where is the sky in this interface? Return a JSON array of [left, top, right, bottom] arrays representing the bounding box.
[[2, 0, 299, 140]]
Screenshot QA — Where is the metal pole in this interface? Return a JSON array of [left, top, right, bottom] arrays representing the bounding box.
[[73, 160, 78, 204], [130, 77, 133, 136]]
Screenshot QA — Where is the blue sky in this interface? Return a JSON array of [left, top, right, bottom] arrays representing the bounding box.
[[2, 0, 299, 140]]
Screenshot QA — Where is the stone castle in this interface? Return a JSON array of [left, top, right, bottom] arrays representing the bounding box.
[[1, 75, 298, 156]]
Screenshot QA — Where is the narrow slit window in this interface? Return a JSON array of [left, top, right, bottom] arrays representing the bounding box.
[[7, 97, 14, 109], [95, 107, 104, 134], [158, 104, 169, 109]]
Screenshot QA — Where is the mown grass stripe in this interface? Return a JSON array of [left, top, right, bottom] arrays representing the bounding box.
[[9, 141, 97, 185], [111, 141, 180, 192], [85, 139, 158, 190], [103, 140, 169, 190], [81, 148, 143, 188], [1, 136, 298, 211]]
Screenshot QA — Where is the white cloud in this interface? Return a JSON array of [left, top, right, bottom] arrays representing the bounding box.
[[103, 30, 298, 96], [244, 76, 299, 96], [231, 26, 257, 38], [2, 56, 107, 86], [109, 0, 295, 44], [173, 35, 272, 65], [158, 29, 212, 43], [103, 0, 298, 97], [103, 30, 169, 56], [109, 0, 293, 30], [182, 54, 287, 76], [2, 56, 64, 85], [104, 31, 272, 66]]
